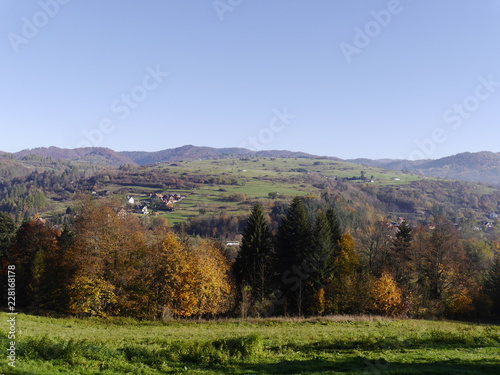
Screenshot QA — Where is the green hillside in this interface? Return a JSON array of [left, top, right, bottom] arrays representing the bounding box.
[[4, 153, 500, 228], [81, 157, 424, 225]]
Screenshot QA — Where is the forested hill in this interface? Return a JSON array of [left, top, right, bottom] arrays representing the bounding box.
[[10, 145, 323, 167], [4, 146, 500, 185], [120, 145, 322, 165], [14, 147, 135, 167], [348, 151, 500, 185]]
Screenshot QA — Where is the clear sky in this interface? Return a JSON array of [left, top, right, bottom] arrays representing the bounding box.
[[1, 0, 499, 160]]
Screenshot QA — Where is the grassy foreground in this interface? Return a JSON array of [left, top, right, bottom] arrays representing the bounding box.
[[1, 313, 499, 374]]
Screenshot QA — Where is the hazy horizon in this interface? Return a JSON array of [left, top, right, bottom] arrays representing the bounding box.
[[3, 143, 499, 162]]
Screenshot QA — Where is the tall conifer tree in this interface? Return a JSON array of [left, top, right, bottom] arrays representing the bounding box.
[[276, 197, 312, 315], [234, 203, 273, 303]]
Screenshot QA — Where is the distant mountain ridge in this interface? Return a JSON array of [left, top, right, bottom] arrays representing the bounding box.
[[120, 145, 322, 165], [4, 146, 500, 186], [14, 147, 135, 167], [347, 151, 500, 185]]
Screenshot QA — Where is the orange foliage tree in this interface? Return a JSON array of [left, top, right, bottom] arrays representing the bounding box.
[[64, 198, 149, 316], [147, 234, 232, 318], [371, 272, 404, 317]]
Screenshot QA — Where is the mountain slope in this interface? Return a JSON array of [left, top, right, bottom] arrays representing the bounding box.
[[120, 145, 323, 165], [15, 147, 136, 167], [6, 146, 500, 186], [414, 152, 500, 185], [349, 151, 500, 185]]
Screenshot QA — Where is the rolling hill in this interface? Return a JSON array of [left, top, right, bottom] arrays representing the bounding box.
[[348, 151, 500, 185], [14, 146, 136, 167], [120, 145, 323, 165], [4, 146, 500, 186]]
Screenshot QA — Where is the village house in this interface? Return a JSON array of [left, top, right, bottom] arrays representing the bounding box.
[[135, 204, 149, 215]]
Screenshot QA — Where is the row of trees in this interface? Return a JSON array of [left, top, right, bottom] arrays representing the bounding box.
[[1, 195, 500, 319], [234, 198, 500, 318], [1, 199, 232, 318]]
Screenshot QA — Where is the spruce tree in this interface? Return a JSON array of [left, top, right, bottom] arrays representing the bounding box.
[[326, 207, 342, 252], [390, 220, 413, 284], [306, 211, 335, 315], [0, 212, 16, 257], [485, 250, 500, 316], [394, 220, 412, 250], [234, 203, 273, 303], [275, 197, 312, 315], [309, 211, 335, 287]]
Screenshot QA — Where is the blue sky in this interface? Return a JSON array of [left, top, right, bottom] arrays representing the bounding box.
[[1, 0, 499, 160]]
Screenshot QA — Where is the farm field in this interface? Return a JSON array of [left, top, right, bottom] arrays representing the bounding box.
[[99, 157, 425, 224], [1, 313, 499, 374]]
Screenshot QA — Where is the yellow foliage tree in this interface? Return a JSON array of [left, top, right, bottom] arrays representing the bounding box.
[[335, 232, 359, 275], [151, 232, 198, 317], [310, 287, 326, 315], [371, 272, 404, 317], [444, 287, 474, 315], [190, 240, 232, 316], [328, 231, 365, 314], [149, 234, 232, 318], [68, 275, 118, 317]]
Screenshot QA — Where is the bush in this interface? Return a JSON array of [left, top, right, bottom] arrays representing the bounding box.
[[17, 336, 122, 363], [213, 334, 264, 359], [221, 193, 247, 202]]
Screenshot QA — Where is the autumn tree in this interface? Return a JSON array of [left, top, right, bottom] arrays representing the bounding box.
[[148, 231, 198, 318], [190, 240, 232, 316], [357, 221, 393, 275], [8, 218, 61, 311], [328, 231, 364, 313], [146, 233, 231, 318], [413, 217, 475, 316], [65, 198, 148, 317], [234, 203, 274, 312], [371, 272, 405, 317]]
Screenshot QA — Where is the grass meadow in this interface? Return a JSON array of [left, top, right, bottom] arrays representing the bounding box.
[[1, 313, 499, 374]]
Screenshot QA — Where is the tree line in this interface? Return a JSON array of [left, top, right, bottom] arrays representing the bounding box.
[[235, 198, 500, 318], [0, 198, 231, 319], [1, 195, 500, 319]]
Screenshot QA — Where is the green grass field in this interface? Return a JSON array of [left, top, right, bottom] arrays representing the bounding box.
[[1, 313, 499, 374]]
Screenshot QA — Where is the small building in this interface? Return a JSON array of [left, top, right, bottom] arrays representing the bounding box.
[[135, 205, 149, 215]]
